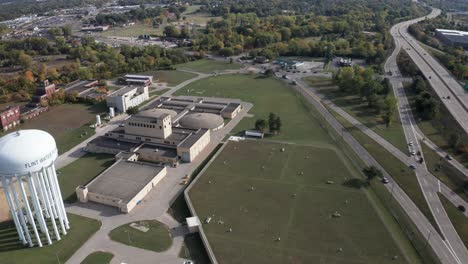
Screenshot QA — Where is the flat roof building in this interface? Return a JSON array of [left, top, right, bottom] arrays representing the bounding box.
[[435, 29, 468, 49], [118, 74, 154, 86], [106, 86, 149, 113], [76, 159, 167, 213]]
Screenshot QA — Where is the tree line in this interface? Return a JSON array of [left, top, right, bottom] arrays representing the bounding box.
[[334, 66, 397, 127], [255, 113, 282, 135]]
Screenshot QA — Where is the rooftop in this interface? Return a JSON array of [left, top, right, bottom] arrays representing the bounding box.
[[87, 159, 164, 203]]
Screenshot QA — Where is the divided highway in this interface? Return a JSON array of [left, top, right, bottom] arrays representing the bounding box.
[[390, 8, 468, 134]]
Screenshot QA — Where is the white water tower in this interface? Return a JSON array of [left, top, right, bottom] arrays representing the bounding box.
[[0, 130, 70, 247]]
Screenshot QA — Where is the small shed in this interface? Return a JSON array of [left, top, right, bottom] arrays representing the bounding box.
[[186, 216, 201, 233], [245, 130, 264, 138]]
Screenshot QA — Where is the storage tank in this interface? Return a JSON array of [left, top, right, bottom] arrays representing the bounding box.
[[0, 130, 70, 247]]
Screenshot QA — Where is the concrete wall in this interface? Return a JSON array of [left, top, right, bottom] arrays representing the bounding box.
[[87, 143, 123, 155], [124, 166, 167, 213], [125, 115, 172, 139], [178, 130, 211, 162]]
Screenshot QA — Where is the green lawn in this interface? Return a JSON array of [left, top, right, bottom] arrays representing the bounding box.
[[304, 76, 408, 152], [329, 107, 442, 237], [140, 70, 197, 86], [81, 251, 114, 264], [176, 59, 242, 74], [422, 144, 468, 202], [57, 153, 115, 203], [189, 140, 413, 264], [0, 214, 101, 264], [13, 103, 107, 154], [438, 194, 468, 249], [175, 74, 332, 145], [109, 220, 172, 252]]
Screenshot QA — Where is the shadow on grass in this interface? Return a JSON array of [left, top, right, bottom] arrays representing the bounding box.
[[342, 178, 367, 189]]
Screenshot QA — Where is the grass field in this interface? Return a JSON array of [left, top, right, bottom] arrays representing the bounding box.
[[99, 23, 162, 37], [81, 251, 114, 264], [14, 103, 107, 154], [438, 194, 468, 248], [305, 76, 408, 152], [57, 153, 115, 203], [139, 70, 197, 86], [189, 140, 411, 264], [176, 59, 242, 74], [329, 107, 442, 236], [175, 74, 333, 145], [109, 220, 172, 252], [0, 214, 101, 264]]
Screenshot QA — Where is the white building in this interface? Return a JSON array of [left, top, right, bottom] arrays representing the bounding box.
[[0, 130, 70, 247], [106, 86, 149, 113]]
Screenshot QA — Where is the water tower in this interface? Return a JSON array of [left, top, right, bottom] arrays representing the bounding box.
[[0, 130, 69, 247]]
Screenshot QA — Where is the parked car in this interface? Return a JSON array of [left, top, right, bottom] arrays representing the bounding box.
[[409, 164, 416, 169], [382, 177, 389, 184], [446, 155, 453, 161]]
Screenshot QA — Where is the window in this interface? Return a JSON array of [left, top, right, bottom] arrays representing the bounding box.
[[118, 135, 124, 138], [159, 126, 162, 129], [145, 138, 151, 142], [136, 137, 141, 140]]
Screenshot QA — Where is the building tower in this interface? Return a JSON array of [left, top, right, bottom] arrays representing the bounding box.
[[0, 130, 69, 247]]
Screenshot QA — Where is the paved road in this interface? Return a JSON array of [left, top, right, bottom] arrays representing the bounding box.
[[383, 8, 468, 263], [391, 8, 468, 134]]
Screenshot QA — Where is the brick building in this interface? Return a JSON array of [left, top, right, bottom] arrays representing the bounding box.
[[0, 105, 20, 131], [33, 80, 56, 102]]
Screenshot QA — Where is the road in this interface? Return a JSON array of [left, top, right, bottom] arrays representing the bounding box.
[[384, 7, 468, 263], [391, 8, 468, 134]]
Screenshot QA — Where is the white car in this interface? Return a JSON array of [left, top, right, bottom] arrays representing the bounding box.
[[183, 262, 194, 264], [409, 164, 416, 169]]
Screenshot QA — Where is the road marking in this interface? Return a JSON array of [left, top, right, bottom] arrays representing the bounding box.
[[436, 207, 440, 213], [428, 193, 432, 198], [438, 180, 441, 192]]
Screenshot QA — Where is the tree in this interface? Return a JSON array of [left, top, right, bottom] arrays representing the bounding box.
[[163, 25, 180, 38], [275, 116, 282, 133], [126, 106, 139, 115], [18, 52, 33, 70], [362, 166, 382, 184], [382, 96, 397, 127], [268, 112, 278, 133], [255, 119, 267, 132]]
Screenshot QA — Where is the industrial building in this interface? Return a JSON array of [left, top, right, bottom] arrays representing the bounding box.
[[106, 86, 149, 113], [118, 74, 154, 86], [435, 29, 468, 49], [82, 96, 243, 212], [76, 158, 167, 213], [0, 105, 20, 131], [0, 130, 70, 247]]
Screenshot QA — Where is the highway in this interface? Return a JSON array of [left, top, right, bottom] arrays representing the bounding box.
[[390, 8, 468, 134], [384, 7, 468, 263]]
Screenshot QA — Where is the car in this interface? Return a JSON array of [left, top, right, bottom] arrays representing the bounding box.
[[382, 177, 389, 184], [446, 155, 453, 161], [408, 142, 413, 146], [409, 164, 416, 169], [410, 151, 416, 156], [291, 81, 297, 85], [447, 95, 451, 99], [183, 262, 194, 264]]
